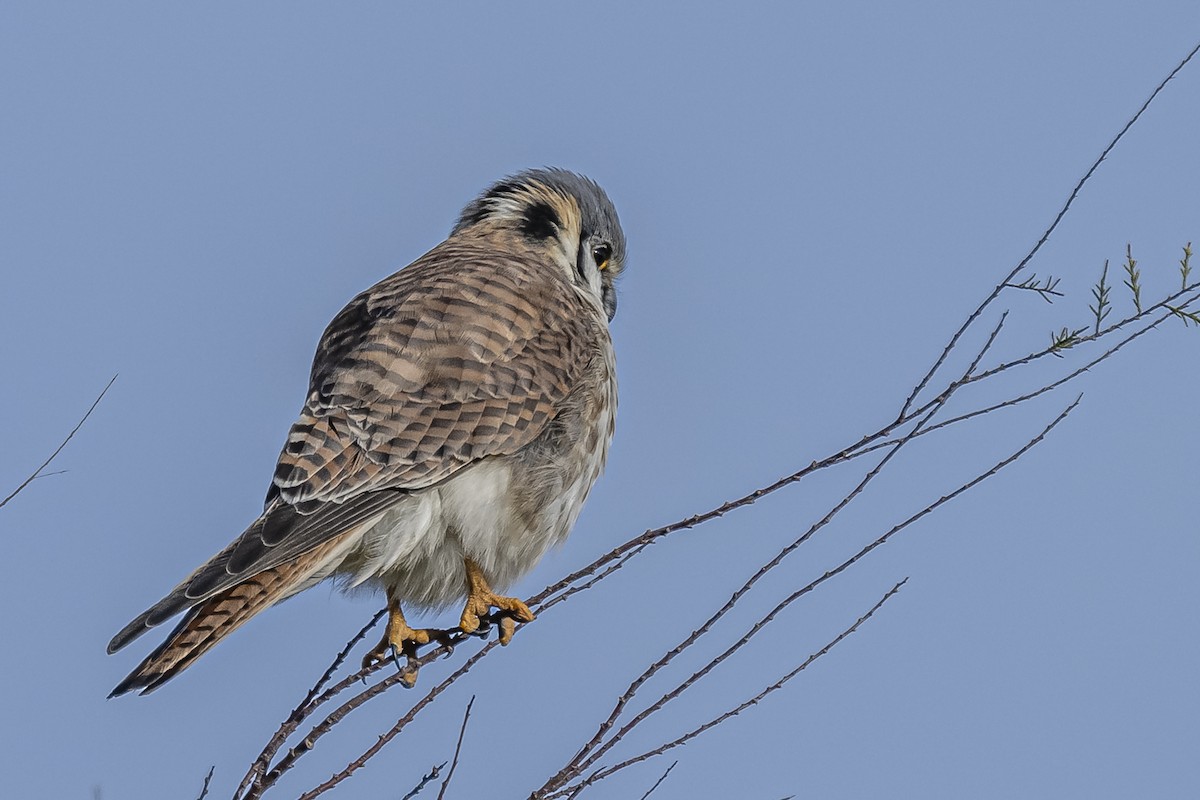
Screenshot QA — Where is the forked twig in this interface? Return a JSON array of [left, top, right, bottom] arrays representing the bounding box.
[[401, 763, 447, 800]]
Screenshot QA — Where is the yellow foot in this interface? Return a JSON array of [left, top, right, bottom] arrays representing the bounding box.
[[362, 598, 432, 686], [459, 559, 535, 645]]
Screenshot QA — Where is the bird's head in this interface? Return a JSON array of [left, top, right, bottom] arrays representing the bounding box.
[[453, 168, 626, 321]]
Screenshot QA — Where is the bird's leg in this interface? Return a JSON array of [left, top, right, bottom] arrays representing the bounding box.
[[362, 589, 431, 685], [458, 557, 534, 645]]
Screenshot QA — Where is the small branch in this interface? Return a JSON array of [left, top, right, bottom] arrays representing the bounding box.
[[972, 280, 1200, 378], [1049, 326, 1088, 357], [400, 762, 448, 800], [293, 646, 495, 799], [436, 696, 475, 800], [0, 375, 116, 510], [1004, 274, 1064, 302], [637, 761, 678, 800], [197, 766, 215, 800], [236, 609, 387, 798], [1091, 260, 1111, 336], [1164, 304, 1200, 326], [861, 304, 1175, 457], [402, 764, 448, 800], [1180, 243, 1193, 291], [1122, 244, 1143, 313]]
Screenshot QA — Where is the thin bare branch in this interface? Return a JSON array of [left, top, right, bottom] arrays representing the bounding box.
[[236, 609, 387, 797], [862, 304, 1179, 457], [897, 39, 1200, 419], [637, 761, 678, 800], [549, 581, 907, 798], [197, 766, 215, 800], [542, 373, 968, 793], [967, 281, 1200, 384], [436, 696, 475, 800], [1004, 274, 1064, 302], [1, 375, 116, 510], [292, 646, 495, 799], [539, 398, 1080, 798], [402, 764, 447, 800]]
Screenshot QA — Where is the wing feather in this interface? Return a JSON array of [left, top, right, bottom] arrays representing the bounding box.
[[111, 239, 598, 658], [274, 239, 594, 506]]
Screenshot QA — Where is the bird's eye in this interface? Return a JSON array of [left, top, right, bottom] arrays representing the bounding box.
[[592, 243, 612, 271]]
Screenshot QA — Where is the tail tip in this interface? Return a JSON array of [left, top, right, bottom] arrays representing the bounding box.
[[108, 671, 161, 699]]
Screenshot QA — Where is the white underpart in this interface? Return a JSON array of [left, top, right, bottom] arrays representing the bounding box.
[[327, 394, 614, 611]]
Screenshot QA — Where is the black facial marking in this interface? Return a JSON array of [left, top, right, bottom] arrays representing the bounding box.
[[521, 200, 561, 240], [457, 181, 522, 227]]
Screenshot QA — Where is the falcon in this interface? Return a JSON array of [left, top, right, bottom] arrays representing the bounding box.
[[108, 168, 625, 695]]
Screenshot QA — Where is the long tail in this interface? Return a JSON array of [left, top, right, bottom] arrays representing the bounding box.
[[108, 534, 352, 697]]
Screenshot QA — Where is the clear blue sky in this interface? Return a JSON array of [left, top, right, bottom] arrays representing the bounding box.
[[2, 4, 1198, 799]]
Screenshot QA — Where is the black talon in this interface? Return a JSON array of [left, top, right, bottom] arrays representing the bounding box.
[[399, 654, 420, 689]]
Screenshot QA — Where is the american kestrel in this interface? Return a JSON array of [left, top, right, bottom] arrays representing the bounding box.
[[108, 169, 625, 696]]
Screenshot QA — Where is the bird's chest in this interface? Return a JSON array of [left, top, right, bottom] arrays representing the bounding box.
[[526, 341, 617, 508]]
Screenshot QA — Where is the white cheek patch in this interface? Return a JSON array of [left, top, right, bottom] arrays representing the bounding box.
[[584, 260, 603, 296]]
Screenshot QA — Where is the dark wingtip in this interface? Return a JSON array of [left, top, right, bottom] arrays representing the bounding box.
[[107, 612, 153, 655], [108, 673, 142, 699], [108, 673, 164, 699], [109, 590, 196, 654]]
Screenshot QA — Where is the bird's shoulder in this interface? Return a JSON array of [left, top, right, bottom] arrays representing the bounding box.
[[271, 238, 605, 507], [313, 240, 593, 404]]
